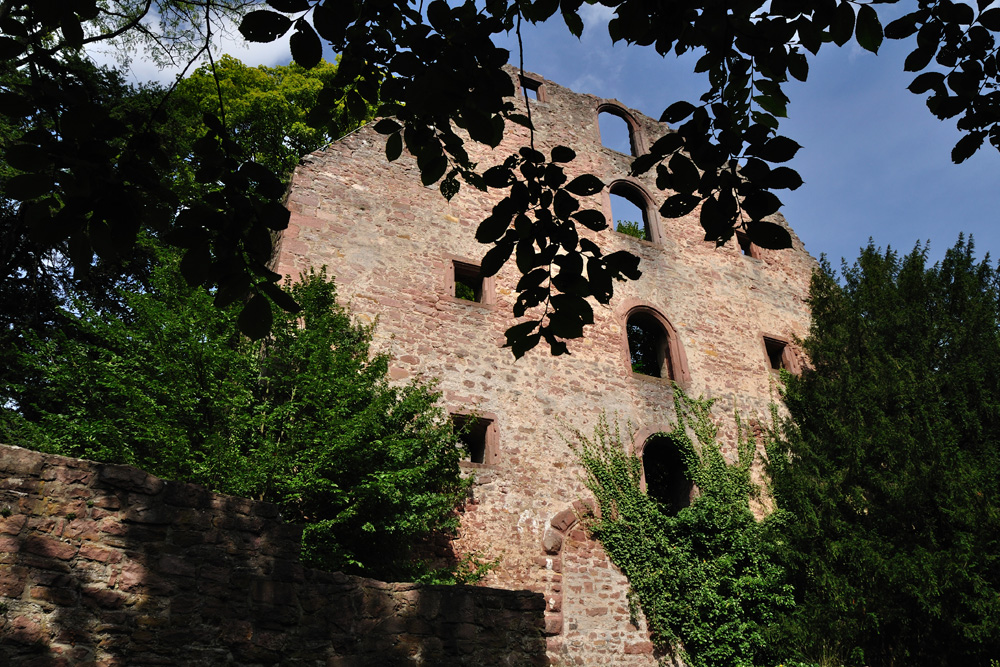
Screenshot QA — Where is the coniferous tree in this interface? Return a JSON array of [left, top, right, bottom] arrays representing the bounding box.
[[767, 237, 1000, 666]]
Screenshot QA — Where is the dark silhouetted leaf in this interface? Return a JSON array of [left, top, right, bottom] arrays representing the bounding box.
[[660, 193, 700, 218], [240, 10, 292, 42], [267, 0, 311, 11], [884, 12, 920, 39], [374, 118, 402, 134], [980, 8, 1000, 31], [952, 132, 984, 163], [563, 10, 583, 37], [746, 219, 792, 249], [238, 294, 274, 340], [768, 166, 804, 190], [565, 174, 604, 196], [481, 241, 516, 277], [855, 5, 883, 53], [741, 190, 783, 220], [572, 209, 608, 231], [260, 281, 302, 313], [661, 101, 697, 123], [908, 71, 945, 94], [551, 146, 576, 163], [831, 1, 855, 46], [385, 132, 402, 161]]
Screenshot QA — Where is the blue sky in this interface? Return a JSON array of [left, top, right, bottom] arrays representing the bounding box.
[[107, 5, 999, 268], [493, 6, 1000, 267]]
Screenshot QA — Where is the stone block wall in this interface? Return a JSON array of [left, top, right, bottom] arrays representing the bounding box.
[[0, 444, 546, 666], [275, 68, 816, 665]]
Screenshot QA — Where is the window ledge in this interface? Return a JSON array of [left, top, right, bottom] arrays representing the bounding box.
[[613, 230, 660, 248], [442, 295, 496, 310]]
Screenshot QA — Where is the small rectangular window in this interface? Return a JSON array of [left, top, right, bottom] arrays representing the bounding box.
[[453, 261, 483, 302], [737, 232, 760, 259], [763, 337, 787, 371], [451, 414, 496, 464], [520, 76, 543, 102]]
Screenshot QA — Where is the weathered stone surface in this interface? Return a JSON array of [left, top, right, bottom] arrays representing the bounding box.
[[0, 443, 546, 666], [273, 68, 815, 667]]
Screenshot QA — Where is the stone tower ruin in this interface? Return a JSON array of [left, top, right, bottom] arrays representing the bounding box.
[[275, 69, 817, 665]]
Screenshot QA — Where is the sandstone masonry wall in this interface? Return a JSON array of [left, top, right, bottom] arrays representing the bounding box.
[[0, 444, 546, 666], [276, 69, 817, 665]]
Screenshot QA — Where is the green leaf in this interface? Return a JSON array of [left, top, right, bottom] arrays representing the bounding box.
[[240, 10, 293, 42], [855, 5, 883, 54]]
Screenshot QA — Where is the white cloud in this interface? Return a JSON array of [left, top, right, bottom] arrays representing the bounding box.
[[579, 3, 614, 29], [87, 15, 293, 86]]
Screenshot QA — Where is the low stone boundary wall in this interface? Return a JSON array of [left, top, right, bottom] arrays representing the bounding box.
[[0, 444, 546, 666]]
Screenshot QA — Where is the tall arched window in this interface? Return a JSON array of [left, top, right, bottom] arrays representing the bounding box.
[[623, 305, 690, 385], [641, 434, 693, 514], [608, 181, 659, 243], [597, 103, 642, 155]]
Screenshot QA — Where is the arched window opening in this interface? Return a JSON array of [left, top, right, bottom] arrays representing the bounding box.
[[642, 435, 693, 514], [609, 182, 651, 241], [627, 311, 672, 378], [598, 107, 638, 155]]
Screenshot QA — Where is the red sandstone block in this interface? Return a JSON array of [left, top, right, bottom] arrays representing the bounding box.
[[98, 463, 164, 495], [81, 585, 126, 609], [78, 543, 121, 563], [585, 606, 608, 616], [0, 446, 45, 476], [624, 640, 655, 654], [23, 535, 76, 560], [30, 584, 77, 606], [0, 515, 26, 535]]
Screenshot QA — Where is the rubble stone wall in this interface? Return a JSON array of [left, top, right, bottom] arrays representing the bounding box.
[[275, 69, 817, 665], [0, 444, 546, 666]]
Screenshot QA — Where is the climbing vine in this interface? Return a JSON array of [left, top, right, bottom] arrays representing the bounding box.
[[574, 389, 793, 667]]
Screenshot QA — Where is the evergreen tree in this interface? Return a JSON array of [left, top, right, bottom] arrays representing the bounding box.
[[768, 237, 1000, 666]]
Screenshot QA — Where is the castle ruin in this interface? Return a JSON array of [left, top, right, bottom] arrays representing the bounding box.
[[275, 69, 817, 665]]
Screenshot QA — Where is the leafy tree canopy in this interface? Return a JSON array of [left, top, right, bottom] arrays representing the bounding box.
[[171, 55, 359, 183], [0, 245, 470, 579], [767, 236, 1000, 665], [4, 0, 1000, 354]]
